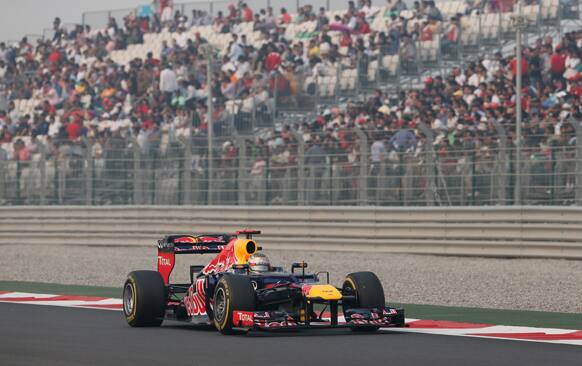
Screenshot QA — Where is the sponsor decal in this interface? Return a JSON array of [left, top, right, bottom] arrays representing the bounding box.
[[203, 241, 237, 275], [263, 320, 297, 328], [233, 311, 254, 327], [173, 236, 198, 244], [199, 236, 225, 243], [157, 240, 173, 249], [253, 311, 271, 319], [300, 285, 313, 296], [175, 245, 225, 252], [157, 251, 175, 284], [183, 278, 207, 316], [157, 256, 172, 267]]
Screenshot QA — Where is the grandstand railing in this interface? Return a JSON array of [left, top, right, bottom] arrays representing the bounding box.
[[2, 119, 580, 207]]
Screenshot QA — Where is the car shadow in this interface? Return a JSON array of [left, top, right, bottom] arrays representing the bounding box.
[[160, 322, 408, 338]]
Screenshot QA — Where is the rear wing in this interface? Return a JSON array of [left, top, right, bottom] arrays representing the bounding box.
[[157, 234, 232, 254], [157, 234, 232, 284]]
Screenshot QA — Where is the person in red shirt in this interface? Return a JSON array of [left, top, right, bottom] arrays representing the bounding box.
[[242, 3, 253, 22], [12, 139, 31, 161], [550, 47, 566, 81], [66, 119, 82, 140], [280, 8, 292, 24], [509, 55, 527, 83], [570, 79, 582, 98], [265, 52, 282, 71], [356, 14, 371, 34], [48, 49, 61, 65]]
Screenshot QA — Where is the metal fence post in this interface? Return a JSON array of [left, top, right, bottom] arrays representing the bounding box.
[[84, 138, 93, 206], [132, 138, 141, 205], [571, 118, 582, 205], [291, 130, 305, 205], [57, 157, 65, 204], [417, 122, 436, 206], [183, 135, 192, 206], [236, 136, 247, 206], [272, 72, 278, 126], [491, 120, 509, 204], [39, 142, 46, 205], [353, 128, 368, 205], [0, 147, 6, 204], [15, 158, 22, 204]]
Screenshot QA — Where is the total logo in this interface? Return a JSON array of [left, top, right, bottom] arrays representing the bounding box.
[[157, 256, 172, 266]]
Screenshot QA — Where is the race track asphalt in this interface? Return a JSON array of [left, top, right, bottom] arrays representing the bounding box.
[[1, 303, 580, 366]]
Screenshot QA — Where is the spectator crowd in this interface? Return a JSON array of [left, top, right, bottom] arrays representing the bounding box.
[[0, 0, 579, 177]]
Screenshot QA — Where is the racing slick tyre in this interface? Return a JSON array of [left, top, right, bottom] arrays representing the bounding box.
[[123, 271, 166, 327], [342, 271, 385, 332], [212, 275, 256, 335]]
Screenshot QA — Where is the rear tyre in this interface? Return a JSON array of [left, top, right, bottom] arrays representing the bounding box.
[[212, 275, 255, 335], [342, 271, 385, 332], [123, 270, 166, 327]]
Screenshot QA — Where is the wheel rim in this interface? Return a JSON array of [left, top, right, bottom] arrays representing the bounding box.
[[214, 287, 226, 323], [123, 283, 135, 315]]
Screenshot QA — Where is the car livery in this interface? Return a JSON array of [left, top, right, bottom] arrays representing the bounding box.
[[123, 230, 405, 334]]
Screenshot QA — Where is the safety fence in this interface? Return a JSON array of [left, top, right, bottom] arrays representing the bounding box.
[[1, 206, 582, 259], [1, 121, 581, 207]]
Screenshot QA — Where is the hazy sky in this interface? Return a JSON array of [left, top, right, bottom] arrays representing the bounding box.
[[0, 0, 146, 42]]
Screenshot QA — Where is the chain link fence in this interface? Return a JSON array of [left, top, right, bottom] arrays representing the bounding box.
[[2, 119, 580, 206]]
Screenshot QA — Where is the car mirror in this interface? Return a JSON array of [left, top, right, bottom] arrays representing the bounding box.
[[291, 262, 308, 277]]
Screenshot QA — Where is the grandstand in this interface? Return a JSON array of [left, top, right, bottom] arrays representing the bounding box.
[[0, 0, 580, 207]]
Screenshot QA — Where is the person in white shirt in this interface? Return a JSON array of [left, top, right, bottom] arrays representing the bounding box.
[[159, 64, 178, 105], [173, 27, 189, 49]]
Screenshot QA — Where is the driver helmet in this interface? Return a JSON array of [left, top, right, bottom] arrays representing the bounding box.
[[248, 253, 270, 273]]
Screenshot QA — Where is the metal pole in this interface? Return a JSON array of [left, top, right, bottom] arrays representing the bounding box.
[[207, 48, 214, 205], [272, 71, 277, 126], [570, 118, 582, 206], [85, 138, 93, 206], [514, 0, 523, 205], [132, 137, 141, 205], [183, 114, 193, 205], [39, 142, 46, 205]]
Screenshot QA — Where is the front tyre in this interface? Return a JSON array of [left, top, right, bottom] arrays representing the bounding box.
[[212, 275, 255, 335], [123, 270, 166, 327], [342, 271, 385, 332]]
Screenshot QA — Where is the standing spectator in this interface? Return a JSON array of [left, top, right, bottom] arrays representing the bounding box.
[[280, 8, 292, 24], [510, 52, 528, 82], [316, 7, 330, 31], [12, 139, 30, 161], [159, 0, 173, 27], [550, 45, 567, 81], [159, 63, 178, 104], [242, 3, 254, 22], [441, 17, 459, 56], [390, 122, 417, 151]]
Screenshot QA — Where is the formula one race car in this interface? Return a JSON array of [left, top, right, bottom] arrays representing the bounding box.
[[122, 230, 405, 334]]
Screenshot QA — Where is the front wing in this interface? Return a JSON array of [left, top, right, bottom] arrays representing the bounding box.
[[232, 307, 405, 331]]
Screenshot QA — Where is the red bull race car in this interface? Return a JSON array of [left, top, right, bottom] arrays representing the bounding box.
[[122, 230, 405, 334]]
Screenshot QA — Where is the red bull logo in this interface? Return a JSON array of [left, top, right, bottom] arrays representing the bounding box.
[[184, 278, 207, 316], [173, 236, 198, 244]]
